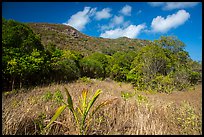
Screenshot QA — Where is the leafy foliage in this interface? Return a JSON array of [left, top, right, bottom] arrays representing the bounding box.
[[49, 49, 81, 82], [79, 52, 108, 78], [44, 88, 117, 135], [176, 101, 202, 134], [109, 51, 137, 81], [2, 19, 202, 93], [2, 18, 45, 90], [121, 91, 135, 100]]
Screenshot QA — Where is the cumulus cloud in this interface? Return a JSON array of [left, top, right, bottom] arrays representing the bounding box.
[[163, 2, 199, 10], [100, 15, 124, 31], [100, 24, 146, 39], [122, 21, 131, 28], [148, 2, 199, 10], [151, 10, 190, 33], [119, 5, 132, 16], [63, 7, 96, 31], [112, 15, 124, 25], [95, 8, 112, 20]]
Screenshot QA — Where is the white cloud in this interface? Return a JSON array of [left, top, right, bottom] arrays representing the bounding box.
[[95, 8, 112, 20], [63, 7, 97, 31], [100, 15, 124, 31], [148, 2, 199, 10], [122, 21, 131, 28], [148, 2, 165, 7], [163, 2, 199, 10], [119, 5, 132, 16], [100, 24, 146, 39], [112, 15, 124, 25], [100, 25, 112, 31], [151, 10, 190, 33]]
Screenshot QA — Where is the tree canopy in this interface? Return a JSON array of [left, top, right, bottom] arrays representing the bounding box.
[[2, 18, 202, 93]]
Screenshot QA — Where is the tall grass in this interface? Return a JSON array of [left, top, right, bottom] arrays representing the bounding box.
[[2, 79, 202, 135]]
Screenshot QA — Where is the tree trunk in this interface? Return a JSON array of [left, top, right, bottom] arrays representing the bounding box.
[[19, 74, 23, 89], [11, 76, 15, 91], [20, 80, 22, 89]]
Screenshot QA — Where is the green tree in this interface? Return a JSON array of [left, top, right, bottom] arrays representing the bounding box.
[[79, 52, 109, 78], [154, 36, 186, 53], [127, 44, 173, 91], [2, 18, 45, 90], [109, 51, 137, 81], [49, 49, 80, 82], [79, 57, 104, 78]]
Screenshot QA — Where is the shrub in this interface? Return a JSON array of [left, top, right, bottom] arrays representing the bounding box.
[[79, 57, 104, 78], [42, 91, 53, 102], [188, 71, 201, 85], [136, 94, 148, 106], [53, 90, 64, 103], [176, 101, 202, 134], [49, 49, 80, 82], [151, 74, 174, 93], [121, 91, 135, 101]]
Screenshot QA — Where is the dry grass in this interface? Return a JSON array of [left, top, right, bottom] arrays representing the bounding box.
[[2, 79, 202, 135]]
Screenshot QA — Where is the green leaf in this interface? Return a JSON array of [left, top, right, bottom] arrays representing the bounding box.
[[64, 87, 74, 112], [64, 87, 79, 126], [91, 98, 118, 116], [85, 89, 102, 114], [82, 89, 102, 125], [81, 88, 88, 113], [45, 105, 66, 129]]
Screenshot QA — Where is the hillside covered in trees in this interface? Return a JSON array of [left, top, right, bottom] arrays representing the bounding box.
[[2, 18, 202, 93]]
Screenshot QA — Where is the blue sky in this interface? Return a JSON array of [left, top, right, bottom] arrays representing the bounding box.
[[2, 2, 202, 61]]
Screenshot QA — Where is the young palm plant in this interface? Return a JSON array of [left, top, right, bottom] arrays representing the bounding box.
[[43, 87, 117, 135]]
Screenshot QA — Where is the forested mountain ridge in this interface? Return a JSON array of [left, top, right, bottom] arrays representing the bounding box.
[[2, 18, 202, 92], [27, 23, 152, 55]]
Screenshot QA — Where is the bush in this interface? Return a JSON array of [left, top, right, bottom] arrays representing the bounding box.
[[151, 75, 174, 93], [188, 71, 201, 85], [79, 52, 109, 78], [109, 51, 137, 81], [49, 49, 80, 82], [80, 58, 104, 78]]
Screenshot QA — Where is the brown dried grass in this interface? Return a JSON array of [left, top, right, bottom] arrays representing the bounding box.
[[2, 79, 202, 135]]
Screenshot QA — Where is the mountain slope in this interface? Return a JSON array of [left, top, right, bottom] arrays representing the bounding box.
[[27, 23, 153, 55]]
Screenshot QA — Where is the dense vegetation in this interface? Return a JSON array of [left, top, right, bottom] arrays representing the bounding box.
[[2, 18, 202, 93]]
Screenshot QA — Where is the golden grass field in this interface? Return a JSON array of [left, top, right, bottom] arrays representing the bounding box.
[[2, 78, 202, 135]]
